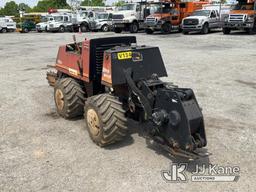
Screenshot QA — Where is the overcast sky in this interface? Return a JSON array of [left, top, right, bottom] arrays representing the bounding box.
[[0, 0, 116, 8]]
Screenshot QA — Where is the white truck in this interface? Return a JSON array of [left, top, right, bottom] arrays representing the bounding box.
[[89, 12, 113, 32], [112, 2, 149, 33], [0, 17, 16, 33], [181, 9, 222, 34], [36, 15, 54, 32], [47, 13, 73, 32], [72, 10, 96, 32]]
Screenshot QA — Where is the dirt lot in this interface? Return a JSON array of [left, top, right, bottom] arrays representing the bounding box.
[[0, 31, 255, 192]]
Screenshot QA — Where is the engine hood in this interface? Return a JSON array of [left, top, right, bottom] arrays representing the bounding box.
[[147, 13, 170, 20], [230, 10, 255, 16], [114, 10, 135, 17], [37, 22, 47, 26], [185, 16, 208, 20]]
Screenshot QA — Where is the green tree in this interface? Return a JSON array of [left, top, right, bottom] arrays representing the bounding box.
[[0, 8, 4, 16], [32, 0, 69, 12], [32, 0, 54, 12], [113, 0, 125, 7], [81, 0, 105, 6], [18, 3, 31, 12], [55, 0, 69, 8], [2, 1, 19, 16]]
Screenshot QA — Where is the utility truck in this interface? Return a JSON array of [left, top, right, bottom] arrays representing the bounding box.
[[182, 9, 221, 34], [0, 17, 16, 33], [144, 1, 207, 34], [47, 13, 73, 32], [222, 0, 256, 34], [72, 10, 96, 32], [112, 2, 151, 33], [36, 15, 54, 32], [89, 12, 113, 32]]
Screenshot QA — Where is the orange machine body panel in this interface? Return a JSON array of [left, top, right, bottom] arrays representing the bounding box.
[[55, 40, 91, 82], [101, 52, 112, 86]]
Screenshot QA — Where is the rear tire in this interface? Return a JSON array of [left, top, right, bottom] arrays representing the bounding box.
[[54, 78, 85, 119], [114, 27, 122, 33], [129, 22, 139, 33], [223, 28, 231, 34], [84, 94, 128, 146]]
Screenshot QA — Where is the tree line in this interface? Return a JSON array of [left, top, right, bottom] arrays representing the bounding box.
[[0, 0, 107, 16]]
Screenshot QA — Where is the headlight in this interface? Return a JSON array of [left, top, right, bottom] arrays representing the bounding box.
[[123, 20, 130, 23], [200, 19, 204, 24], [224, 16, 229, 22], [247, 15, 254, 22]]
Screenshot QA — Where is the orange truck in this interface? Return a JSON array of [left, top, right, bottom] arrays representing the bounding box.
[[144, 0, 208, 34], [222, 0, 256, 34]]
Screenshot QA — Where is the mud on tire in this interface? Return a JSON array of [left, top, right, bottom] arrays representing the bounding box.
[[84, 94, 128, 146], [54, 78, 85, 119]]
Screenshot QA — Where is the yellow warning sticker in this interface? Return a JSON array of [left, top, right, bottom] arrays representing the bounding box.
[[117, 51, 132, 60], [68, 68, 78, 76]]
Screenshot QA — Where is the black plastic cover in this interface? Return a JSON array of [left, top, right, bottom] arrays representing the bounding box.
[[107, 46, 168, 85]]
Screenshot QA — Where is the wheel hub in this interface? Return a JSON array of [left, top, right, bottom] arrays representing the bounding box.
[[55, 89, 64, 110], [87, 109, 100, 136]]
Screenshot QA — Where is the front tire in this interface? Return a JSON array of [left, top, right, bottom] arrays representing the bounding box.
[[59, 26, 65, 33], [246, 20, 256, 34], [101, 24, 109, 32], [23, 28, 29, 33], [1, 28, 7, 33], [84, 94, 128, 146], [80, 24, 89, 32], [223, 28, 231, 34], [129, 22, 139, 33], [182, 30, 189, 35], [54, 78, 85, 119], [161, 22, 172, 34], [201, 23, 209, 34], [145, 28, 153, 34]]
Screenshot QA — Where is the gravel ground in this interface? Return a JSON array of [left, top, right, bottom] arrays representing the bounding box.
[[0, 31, 255, 192]]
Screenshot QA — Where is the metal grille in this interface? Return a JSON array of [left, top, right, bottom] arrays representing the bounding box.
[[146, 17, 156, 22], [112, 14, 124, 20], [95, 44, 116, 75], [229, 14, 245, 22], [183, 19, 199, 25]]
